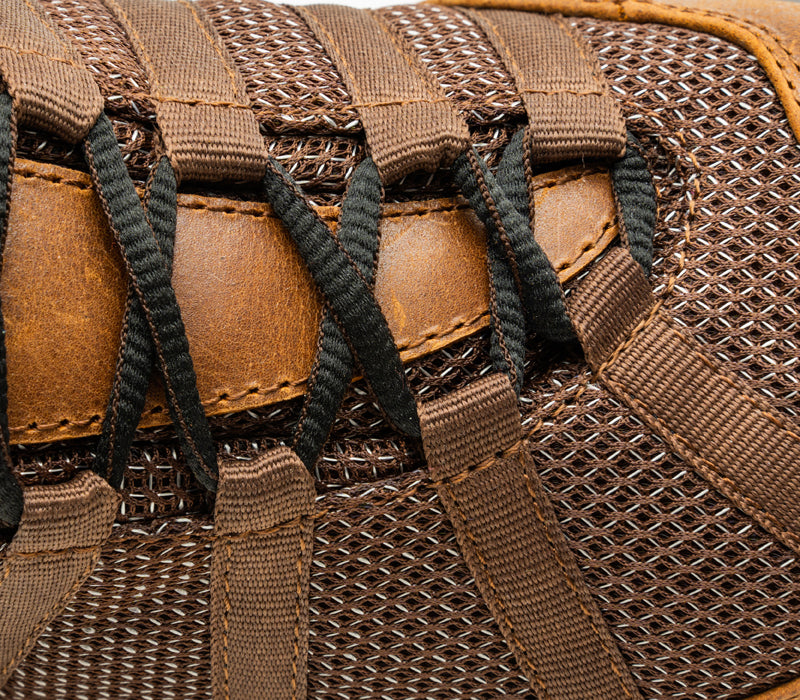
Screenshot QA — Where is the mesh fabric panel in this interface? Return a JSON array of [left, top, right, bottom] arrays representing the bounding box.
[[2, 4, 800, 699]]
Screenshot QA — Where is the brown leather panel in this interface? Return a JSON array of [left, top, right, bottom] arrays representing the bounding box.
[[4, 158, 617, 446], [747, 678, 800, 700], [436, 0, 800, 145]]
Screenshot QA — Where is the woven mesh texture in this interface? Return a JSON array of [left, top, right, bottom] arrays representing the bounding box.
[[0, 474, 533, 699], [197, 0, 359, 134], [23, 0, 518, 200], [2, 4, 800, 700]]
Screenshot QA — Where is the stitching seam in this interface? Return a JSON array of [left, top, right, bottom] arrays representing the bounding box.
[[105, 0, 164, 101], [350, 97, 453, 109], [220, 540, 231, 700], [21, 0, 80, 69], [178, 0, 243, 100], [632, 0, 800, 78], [601, 371, 800, 554], [0, 547, 100, 679], [468, 10, 528, 99], [298, 9, 363, 104], [13, 163, 605, 213], [664, 317, 800, 443], [290, 524, 307, 700], [10, 312, 490, 434], [520, 88, 605, 97], [554, 216, 617, 272], [442, 477, 551, 699], [0, 46, 79, 70], [519, 460, 632, 697]]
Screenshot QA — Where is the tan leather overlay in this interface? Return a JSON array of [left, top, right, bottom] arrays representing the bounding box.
[[437, 0, 800, 145], [4, 159, 617, 445], [746, 678, 800, 700]]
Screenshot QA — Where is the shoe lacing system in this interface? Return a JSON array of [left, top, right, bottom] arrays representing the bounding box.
[[0, 99, 655, 529]]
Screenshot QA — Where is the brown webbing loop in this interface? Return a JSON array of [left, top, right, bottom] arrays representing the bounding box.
[[569, 247, 800, 555], [105, 0, 266, 183], [0, 471, 119, 686], [0, 0, 103, 142], [296, 4, 470, 184], [418, 373, 642, 700], [465, 8, 626, 163], [210, 448, 315, 700]]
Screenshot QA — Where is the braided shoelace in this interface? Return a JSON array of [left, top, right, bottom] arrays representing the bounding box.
[[0, 101, 656, 529]]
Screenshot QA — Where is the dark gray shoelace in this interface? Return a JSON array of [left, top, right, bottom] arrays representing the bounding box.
[[0, 107, 655, 529]]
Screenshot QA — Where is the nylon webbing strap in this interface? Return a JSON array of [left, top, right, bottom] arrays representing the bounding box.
[[465, 9, 626, 162], [570, 248, 800, 555], [297, 4, 470, 184], [0, 471, 119, 686], [0, 0, 103, 142], [418, 373, 641, 700], [106, 0, 265, 183], [210, 448, 315, 700]]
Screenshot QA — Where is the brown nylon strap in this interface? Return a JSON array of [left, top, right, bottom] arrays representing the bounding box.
[[418, 373, 641, 700], [0, 0, 103, 142], [0, 471, 119, 686], [570, 248, 800, 555], [105, 0, 265, 183], [465, 8, 626, 162], [210, 447, 315, 700], [297, 4, 470, 184]]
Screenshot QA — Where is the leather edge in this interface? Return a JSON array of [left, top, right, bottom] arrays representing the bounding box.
[[7, 158, 618, 445], [746, 677, 800, 700], [432, 0, 800, 146]]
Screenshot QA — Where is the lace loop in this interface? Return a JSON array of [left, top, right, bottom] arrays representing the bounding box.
[[93, 156, 179, 489], [492, 128, 658, 343], [292, 156, 384, 468], [85, 113, 218, 492]]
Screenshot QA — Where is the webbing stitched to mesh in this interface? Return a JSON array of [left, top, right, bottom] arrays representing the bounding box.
[[3, 5, 791, 700]]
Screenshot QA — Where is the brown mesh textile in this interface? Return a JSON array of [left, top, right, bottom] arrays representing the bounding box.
[[197, 0, 359, 134], [2, 5, 800, 700], [0, 472, 532, 699], [419, 373, 642, 699]]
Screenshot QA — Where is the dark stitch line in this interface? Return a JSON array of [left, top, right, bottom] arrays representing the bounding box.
[[10, 313, 490, 434], [14, 167, 93, 190], [553, 216, 617, 273], [14, 163, 603, 215]]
